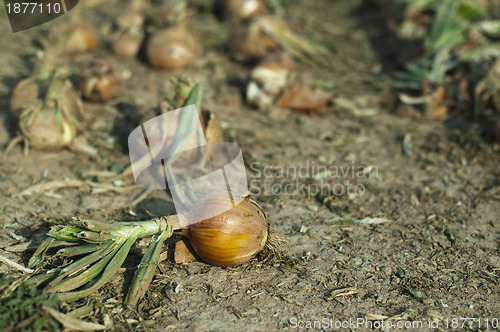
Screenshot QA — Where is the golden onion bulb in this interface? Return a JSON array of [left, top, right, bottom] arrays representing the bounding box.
[[65, 22, 98, 54], [112, 7, 144, 59], [146, 26, 197, 70], [112, 31, 144, 59], [186, 194, 268, 267]]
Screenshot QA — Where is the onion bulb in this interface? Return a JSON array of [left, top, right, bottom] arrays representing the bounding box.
[[229, 16, 331, 64], [10, 57, 55, 119], [10, 77, 40, 119], [146, 26, 198, 70], [20, 105, 75, 149], [15, 70, 84, 151], [186, 194, 268, 267], [228, 25, 278, 63], [112, 7, 144, 59], [215, 0, 265, 21], [8, 60, 86, 153], [77, 60, 122, 103], [65, 22, 98, 54], [112, 31, 144, 60], [32, 193, 282, 306]]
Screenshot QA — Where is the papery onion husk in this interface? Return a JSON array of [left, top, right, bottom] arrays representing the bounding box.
[[174, 238, 200, 264], [246, 51, 294, 108], [423, 83, 451, 120], [276, 83, 330, 114], [201, 110, 225, 144], [77, 59, 122, 103], [146, 26, 198, 70], [186, 194, 268, 267]]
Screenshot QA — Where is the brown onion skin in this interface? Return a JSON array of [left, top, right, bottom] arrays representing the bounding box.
[[77, 60, 121, 103], [215, 0, 265, 21], [112, 32, 143, 59], [66, 22, 98, 54], [146, 27, 197, 70], [187, 194, 268, 267]]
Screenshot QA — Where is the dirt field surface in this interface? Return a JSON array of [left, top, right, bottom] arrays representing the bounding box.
[[0, 0, 499, 331]]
